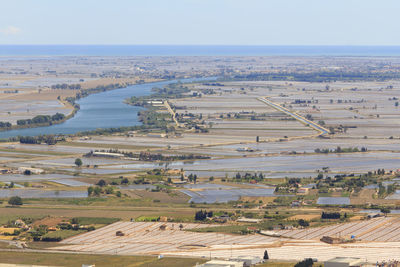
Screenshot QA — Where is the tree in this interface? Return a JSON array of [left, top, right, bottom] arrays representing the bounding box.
[[74, 158, 83, 167], [93, 186, 101, 196], [381, 207, 391, 216], [263, 250, 269, 260], [195, 210, 210, 221], [105, 186, 114, 194], [295, 258, 313, 267], [97, 179, 106, 187], [87, 186, 94, 196], [8, 196, 23, 206], [298, 219, 309, 227]]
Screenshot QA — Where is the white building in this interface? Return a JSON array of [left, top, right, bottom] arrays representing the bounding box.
[[197, 260, 244, 267], [92, 151, 124, 158], [230, 256, 263, 266], [324, 257, 364, 267]]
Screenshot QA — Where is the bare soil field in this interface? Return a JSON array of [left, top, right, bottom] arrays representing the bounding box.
[[51, 220, 400, 262]]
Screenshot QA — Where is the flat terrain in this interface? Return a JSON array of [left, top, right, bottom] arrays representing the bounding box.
[[51, 220, 400, 262], [0, 251, 205, 267], [2, 55, 400, 265]]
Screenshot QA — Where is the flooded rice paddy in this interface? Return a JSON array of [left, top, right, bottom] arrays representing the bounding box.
[[317, 197, 351, 205], [0, 189, 87, 198], [181, 187, 275, 203]]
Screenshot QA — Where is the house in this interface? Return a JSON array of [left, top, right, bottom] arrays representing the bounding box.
[[196, 260, 244, 267], [324, 257, 364, 267], [92, 151, 124, 158]]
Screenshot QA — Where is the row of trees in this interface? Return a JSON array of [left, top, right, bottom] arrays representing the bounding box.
[[0, 113, 66, 130], [17, 113, 65, 126], [87, 185, 122, 197], [234, 172, 265, 182], [314, 146, 367, 154], [321, 212, 342, 219], [51, 83, 81, 90], [231, 70, 400, 82], [195, 210, 213, 221], [19, 135, 63, 145], [0, 121, 12, 128]]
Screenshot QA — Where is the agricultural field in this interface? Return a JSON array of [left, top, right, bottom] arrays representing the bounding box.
[[49, 220, 400, 262], [1, 55, 400, 266]]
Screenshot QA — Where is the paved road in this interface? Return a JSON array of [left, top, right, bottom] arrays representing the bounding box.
[[258, 97, 329, 136]]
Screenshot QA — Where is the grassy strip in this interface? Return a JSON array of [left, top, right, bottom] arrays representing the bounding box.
[[41, 229, 86, 240], [73, 217, 120, 225], [0, 251, 206, 267]]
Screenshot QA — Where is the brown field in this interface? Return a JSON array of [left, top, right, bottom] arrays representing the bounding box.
[[8, 89, 77, 101], [32, 217, 66, 228], [240, 196, 277, 203]]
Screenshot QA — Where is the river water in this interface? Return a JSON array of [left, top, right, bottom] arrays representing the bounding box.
[[0, 78, 209, 138]]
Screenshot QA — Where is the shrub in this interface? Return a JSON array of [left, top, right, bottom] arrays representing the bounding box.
[[8, 196, 23, 206]]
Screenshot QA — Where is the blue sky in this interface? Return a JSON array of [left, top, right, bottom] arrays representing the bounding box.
[[0, 0, 399, 45]]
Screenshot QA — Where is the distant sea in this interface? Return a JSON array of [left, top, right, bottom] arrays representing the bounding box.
[[1, 45, 400, 56]]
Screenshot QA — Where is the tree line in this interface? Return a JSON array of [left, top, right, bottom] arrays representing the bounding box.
[[17, 113, 65, 126]]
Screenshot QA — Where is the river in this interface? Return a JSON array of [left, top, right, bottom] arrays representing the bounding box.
[[0, 77, 211, 138]]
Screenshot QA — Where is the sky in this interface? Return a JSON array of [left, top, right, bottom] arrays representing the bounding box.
[[0, 0, 400, 45]]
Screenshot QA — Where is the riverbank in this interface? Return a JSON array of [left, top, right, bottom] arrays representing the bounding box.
[[0, 77, 213, 139], [0, 100, 78, 134], [0, 78, 167, 137]]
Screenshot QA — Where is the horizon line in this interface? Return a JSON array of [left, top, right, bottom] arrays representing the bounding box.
[[3, 44, 400, 47]]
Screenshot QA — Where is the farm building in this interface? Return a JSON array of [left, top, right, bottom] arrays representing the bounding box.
[[197, 260, 244, 267], [92, 151, 124, 158], [324, 257, 365, 267]]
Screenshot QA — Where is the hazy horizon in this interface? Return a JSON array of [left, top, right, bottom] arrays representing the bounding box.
[[2, 0, 400, 46]]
